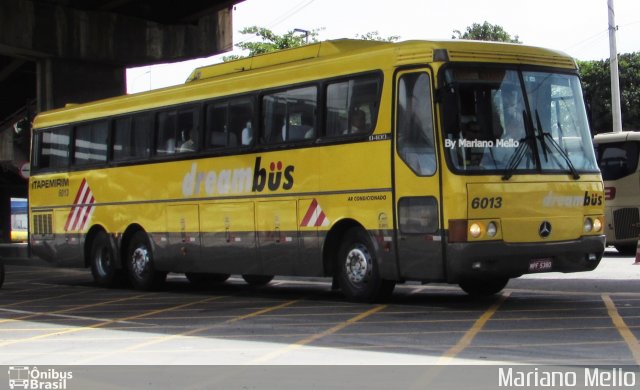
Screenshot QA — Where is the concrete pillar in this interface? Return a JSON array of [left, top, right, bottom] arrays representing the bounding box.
[[38, 58, 125, 112]]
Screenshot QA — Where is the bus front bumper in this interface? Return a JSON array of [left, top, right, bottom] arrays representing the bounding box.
[[445, 235, 606, 283]]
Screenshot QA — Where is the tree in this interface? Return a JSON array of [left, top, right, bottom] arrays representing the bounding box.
[[579, 53, 640, 133], [452, 21, 521, 43], [223, 27, 400, 62], [355, 31, 400, 42], [223, 26, 322, 61]]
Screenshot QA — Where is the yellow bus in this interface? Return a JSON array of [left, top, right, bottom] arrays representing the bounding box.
[[29, 39, 605, 301], [594, 131, 640, 255]]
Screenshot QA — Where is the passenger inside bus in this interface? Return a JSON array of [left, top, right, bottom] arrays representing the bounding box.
[[343, 108, 367, 134], [241, 121, 252, 145], [177, 128, 196, 152]]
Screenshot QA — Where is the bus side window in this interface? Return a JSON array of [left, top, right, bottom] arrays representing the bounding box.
[[156, 111, 177, 155], [397, 72, 436, 176], [113, 117, 133, 161], [132, 113, 152, 159], [261, 95, 287, 144], [206, 101, 228, 149], [36, 127, 71, 170], [114, 113, 152, 161], [176, 109, 199, 153], [325, 75, 380, 138], [262, 86, 317, 144], [228, 97, 254, 146], [74, 121, 108, 166]]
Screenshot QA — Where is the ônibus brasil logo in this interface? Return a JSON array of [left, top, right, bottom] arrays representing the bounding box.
[[182, 157, 294, 197], [8, 366, 73, 390]]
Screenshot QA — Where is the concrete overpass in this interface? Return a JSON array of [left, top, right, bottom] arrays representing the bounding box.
[[0, 0, 242, 251]]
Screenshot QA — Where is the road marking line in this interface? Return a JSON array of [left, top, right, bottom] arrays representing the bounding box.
[[602, 294, 640, 365], [0, 293, 149, 324], [0, 307, 148, 325], [438, 291, 511, 363], [251, 304, 387, 363], [0, 295, 222, 348], [0, 290, 89, 308], [78, 299, 301, 363]]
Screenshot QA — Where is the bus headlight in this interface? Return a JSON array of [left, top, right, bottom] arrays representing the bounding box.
[[583, 217, 593, 233], [486, 221, 498, 238], [593, 217, 603, 232], [469, 223, 482, 238]]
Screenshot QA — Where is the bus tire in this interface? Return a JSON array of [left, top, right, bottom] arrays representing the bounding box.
[[90, 231, 120, 288], [459, 277, 509, 296], [186, 272, 230, 286], [126, 231, 166, 290], [242, 274, 273, 286], [337, 227, 395, 302]]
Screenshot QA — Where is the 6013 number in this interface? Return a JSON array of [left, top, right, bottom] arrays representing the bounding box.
[[471, 197, 503, 209]]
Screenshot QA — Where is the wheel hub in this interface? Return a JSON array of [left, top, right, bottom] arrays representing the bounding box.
[[131, 247, 149, 277], [345, 245, 371, 284], [97, 249, 112, 276]]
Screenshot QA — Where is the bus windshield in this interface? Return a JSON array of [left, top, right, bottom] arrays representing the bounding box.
[[596, 141, 640, 181], [442, 67, 598, 176]]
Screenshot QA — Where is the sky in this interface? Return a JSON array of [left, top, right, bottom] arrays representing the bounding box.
[[127, 0, 640, 93]]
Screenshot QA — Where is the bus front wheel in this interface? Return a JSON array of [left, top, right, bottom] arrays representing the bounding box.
[[337, 227, 395, 302], [459, 277, 509, 296], [126, 231, 166, 290], [90, 231, 120, 287]]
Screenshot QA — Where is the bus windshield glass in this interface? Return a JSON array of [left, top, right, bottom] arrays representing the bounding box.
[[442, 67, 598, 175]]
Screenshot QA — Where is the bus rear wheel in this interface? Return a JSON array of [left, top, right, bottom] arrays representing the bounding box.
[[337, 227, 395, 302], [126, 231, 166, 290], [242, 274, 274, 286], [459, 277, 509, 296], [90, 231, 120, 288]]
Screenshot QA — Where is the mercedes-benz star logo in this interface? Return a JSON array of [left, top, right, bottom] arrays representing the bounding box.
[[539, 221, 552, 238]]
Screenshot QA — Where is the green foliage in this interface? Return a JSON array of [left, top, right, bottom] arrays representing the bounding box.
[[452, 21, 521, 43], [222, 26, 321, 62], [355, 31, 400, 42], [578, 52, 640, 132], [223, 27, 400, 62]]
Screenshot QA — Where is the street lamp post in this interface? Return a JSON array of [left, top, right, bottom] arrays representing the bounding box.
[[293, 28, 310, 44], [608, 0, 623, 132]]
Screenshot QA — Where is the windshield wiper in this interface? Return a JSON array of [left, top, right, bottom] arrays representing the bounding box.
[[501, 136, 532, 180], [535, 111, 580, 180], [502, 110, 533, 180]]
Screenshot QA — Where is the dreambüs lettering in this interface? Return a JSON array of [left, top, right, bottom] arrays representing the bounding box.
[[182, 157, 294, 197], [542, 191, 603, 208]]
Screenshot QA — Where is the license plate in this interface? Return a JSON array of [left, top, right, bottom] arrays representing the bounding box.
[[529, 258, 553, 272]]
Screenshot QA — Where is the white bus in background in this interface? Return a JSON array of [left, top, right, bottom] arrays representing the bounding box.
[[594, 131, 640, 254]]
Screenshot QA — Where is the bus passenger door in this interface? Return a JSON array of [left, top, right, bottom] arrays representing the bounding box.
[[393, 69, 444, 281]]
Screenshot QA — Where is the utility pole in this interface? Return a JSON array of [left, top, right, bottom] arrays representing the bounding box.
[[608, 0, 623, 132]]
